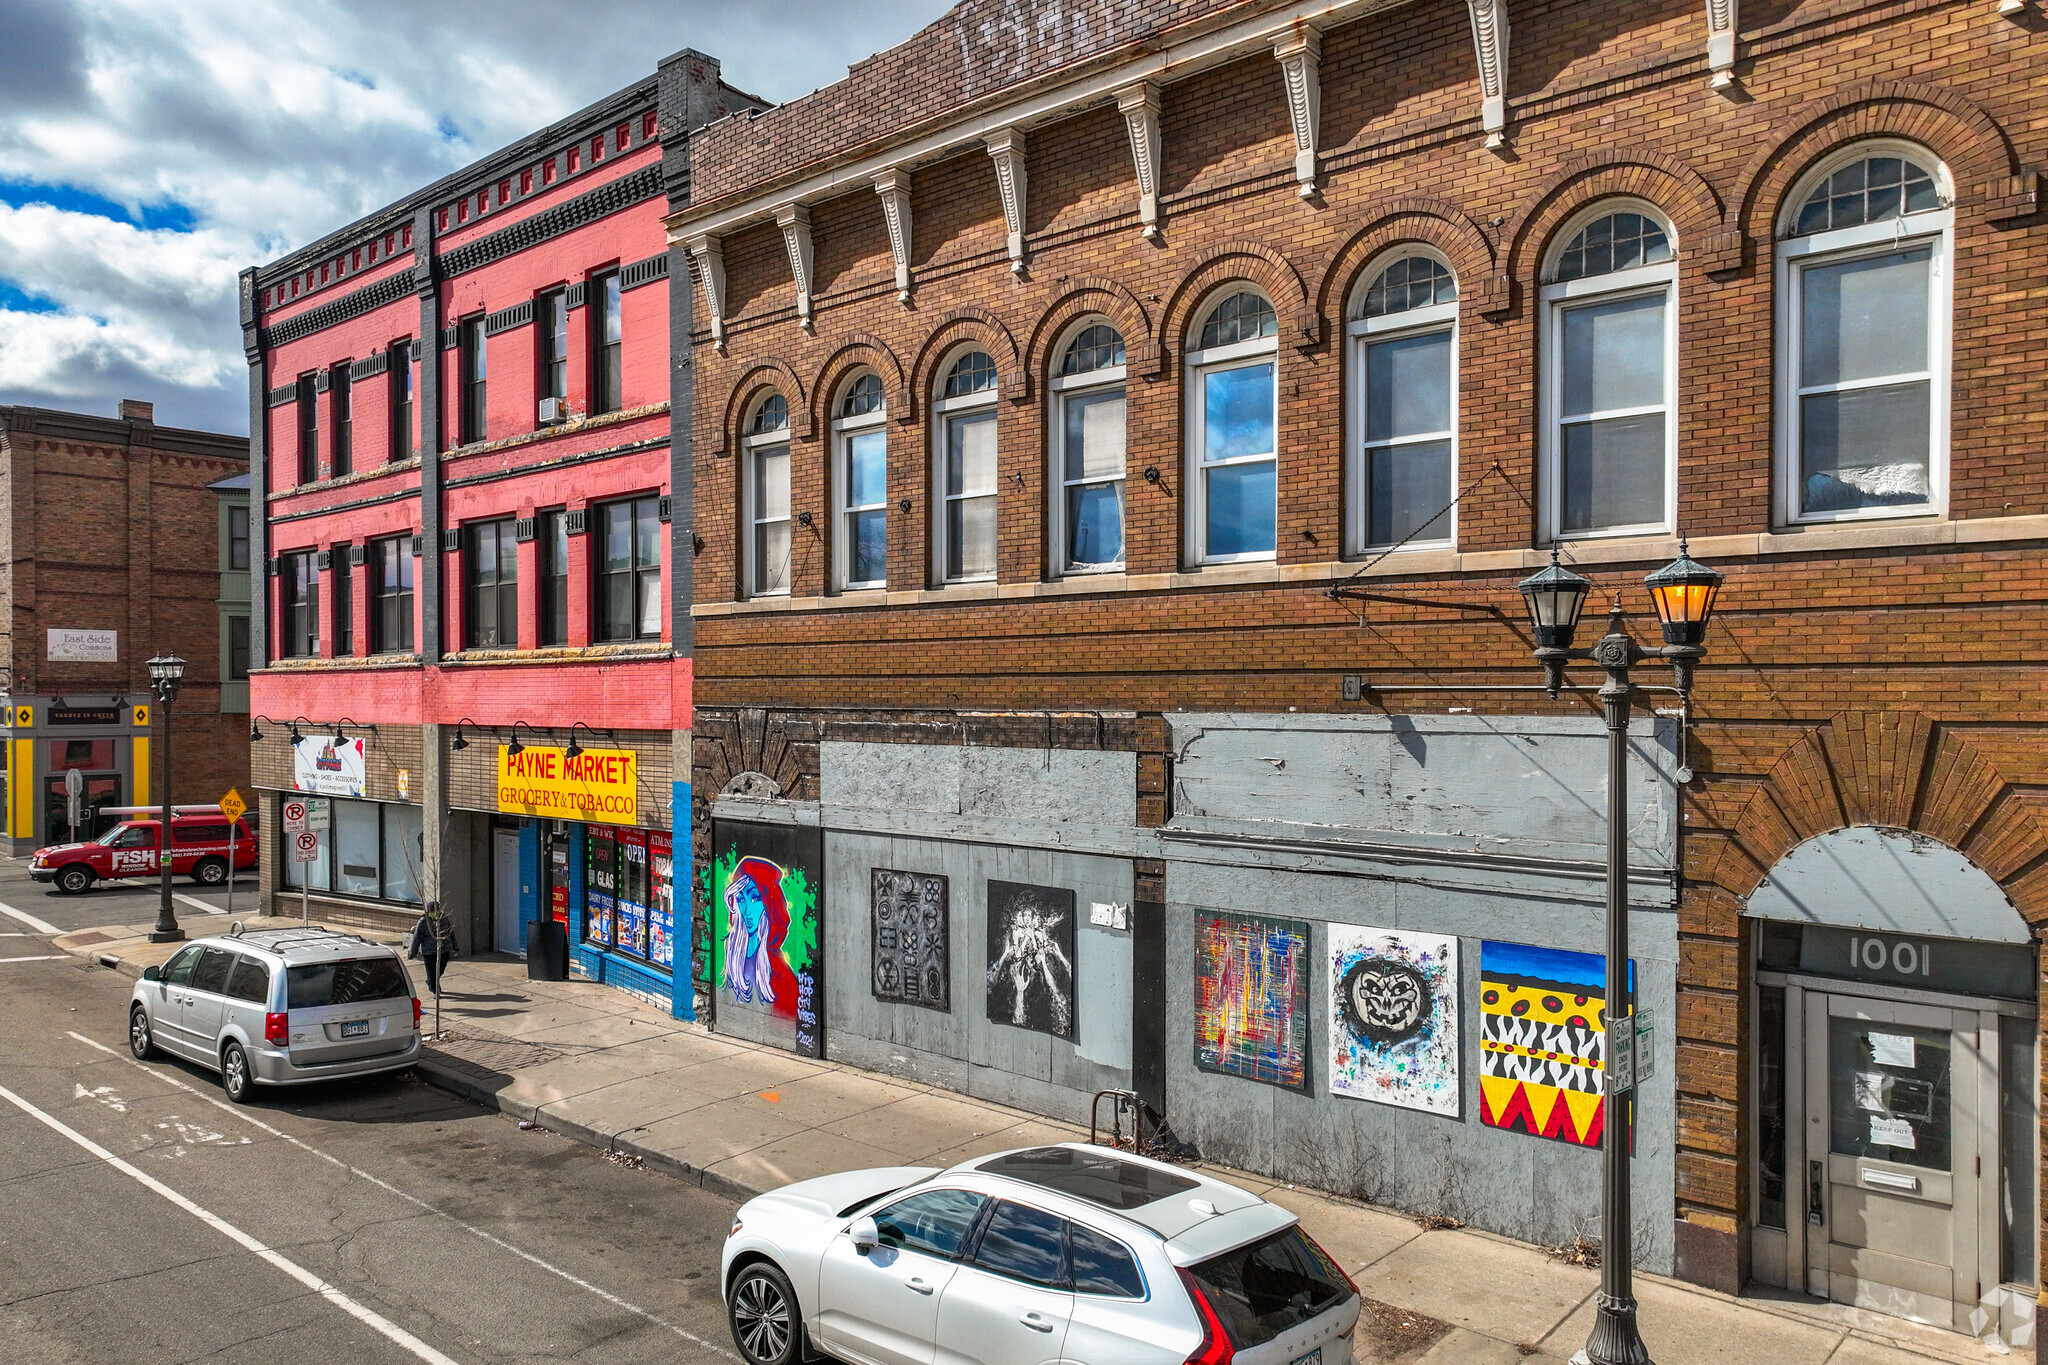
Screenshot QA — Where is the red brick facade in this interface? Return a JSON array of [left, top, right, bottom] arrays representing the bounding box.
[[675, 0, 2048, 1308]]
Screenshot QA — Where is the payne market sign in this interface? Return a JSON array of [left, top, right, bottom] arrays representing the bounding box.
[[496, 745, 638, 825]]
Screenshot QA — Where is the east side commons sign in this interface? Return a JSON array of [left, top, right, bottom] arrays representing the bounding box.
[[496, 745, 638, 825]]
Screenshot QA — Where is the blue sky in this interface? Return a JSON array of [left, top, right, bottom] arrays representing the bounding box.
[[0, 0, 952, 434]]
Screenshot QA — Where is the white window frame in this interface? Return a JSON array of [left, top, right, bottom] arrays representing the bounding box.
[[831, 378, 888, 592], [1774, 144, 1952, 527], [1185, 295, 1280, 567], [930, 349, 1001, 586], [1539, 201, 1679, 543], [1346, 250, 1458, 556], [742, 400, 791, 599], [1049, 334, 1128, 576]]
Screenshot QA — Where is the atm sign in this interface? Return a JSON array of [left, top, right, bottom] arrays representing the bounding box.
[[495, 745, 638, 825]]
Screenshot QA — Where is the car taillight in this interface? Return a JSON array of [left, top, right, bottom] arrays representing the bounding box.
[[412, 997, 422, 1031], [1175, 1268, 1235, 1365], [264, 1012, 289, 1046]]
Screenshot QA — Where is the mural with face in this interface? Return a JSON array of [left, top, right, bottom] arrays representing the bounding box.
[[721, 856, 787, 1006]]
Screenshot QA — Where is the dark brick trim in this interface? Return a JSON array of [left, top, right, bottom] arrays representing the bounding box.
[[484, 300, 534, 335], [265, 384, 297, 408], [261, 270, 414, 349], [437, 166, 663, 279], [566, 281, 588, 310], [349, 351, 391, 381], [620, 252, 669, 291]]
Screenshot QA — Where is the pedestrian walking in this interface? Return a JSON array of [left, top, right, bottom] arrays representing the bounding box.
[[407, 900, 458, 995]]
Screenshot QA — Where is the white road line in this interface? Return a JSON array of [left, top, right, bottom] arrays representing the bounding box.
[[0, 955, 70, 963], [0, 902, 60, 935], [0, 1078, 463, 1365], [174, 893, 226, 915], [67, 1031, 736, 1361]]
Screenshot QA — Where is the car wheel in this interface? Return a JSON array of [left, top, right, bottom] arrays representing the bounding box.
[[56, 864, 93, 895], [192, 857, 228, 887], [221, 1041, 254, 1104], [728, 1261, 803, 1365], [129, 1006, 156, 1060]]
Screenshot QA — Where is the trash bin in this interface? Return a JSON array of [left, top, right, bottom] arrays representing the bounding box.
[[526, 917, 569, 981]]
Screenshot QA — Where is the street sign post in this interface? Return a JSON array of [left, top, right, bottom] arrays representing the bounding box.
[[292, 829, 319, 924], [219, 788, 246, 920], [282, 799, 308, 833], [65, 768, 84, 841]]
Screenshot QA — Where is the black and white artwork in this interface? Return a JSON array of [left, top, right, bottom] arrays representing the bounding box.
[[872, 868, 949, 1011], [985, 881, 1076, 1039]]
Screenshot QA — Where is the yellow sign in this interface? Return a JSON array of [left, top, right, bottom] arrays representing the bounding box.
[[132, 704, 150, 727], [219, 787, 247, 824], [496, 745, 638, 825], [12, 706, 30, 727]]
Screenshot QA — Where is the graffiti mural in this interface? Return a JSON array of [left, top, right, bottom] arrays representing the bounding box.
[[1479, 941, 1629, 1147], [1329, 926, 1460, 1115], [707, 820, 824, 1056], [873, 868, 949, 1011], [985, 881, 1075, 1038], [1193, 912, 1310, 1092]]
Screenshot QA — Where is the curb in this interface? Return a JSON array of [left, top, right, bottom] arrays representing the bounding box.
[[411, 1056, 765, 1205], [65, 939, 767, 1205]]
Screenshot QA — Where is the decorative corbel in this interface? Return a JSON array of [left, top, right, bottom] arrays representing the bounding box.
[[775, 204, 815, 329], [1117, 83, 1163, 237], [1705, 0, 1738, 90], [1272, 31, 1322, 197], [1465, 0, 1510, 152], [986, 128, 1029, 274], [873, 169, 914, 304], [685, 233, 726, 350]]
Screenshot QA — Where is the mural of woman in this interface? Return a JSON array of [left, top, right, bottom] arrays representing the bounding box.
[[722, 857, 787, 1005]]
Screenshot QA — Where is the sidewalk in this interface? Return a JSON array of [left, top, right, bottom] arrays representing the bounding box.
[[61, 917, 2022, 1365]]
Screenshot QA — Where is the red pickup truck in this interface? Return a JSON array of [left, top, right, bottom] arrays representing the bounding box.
[[31, 815, 258, 894]]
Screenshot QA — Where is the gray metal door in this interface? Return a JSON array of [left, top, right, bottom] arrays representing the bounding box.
[[1803, 991, 1988, 1331]]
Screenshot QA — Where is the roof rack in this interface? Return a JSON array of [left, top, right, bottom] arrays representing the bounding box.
[[239, 927, 385, 956]]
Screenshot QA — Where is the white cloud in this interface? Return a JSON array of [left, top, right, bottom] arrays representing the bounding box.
[[0, 0, 953, 432]]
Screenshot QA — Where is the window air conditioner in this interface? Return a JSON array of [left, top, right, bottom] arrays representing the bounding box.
[[538, 397, 569, 425]]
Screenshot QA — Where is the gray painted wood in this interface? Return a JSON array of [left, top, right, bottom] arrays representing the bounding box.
[[1743, 825, 2030, 943]]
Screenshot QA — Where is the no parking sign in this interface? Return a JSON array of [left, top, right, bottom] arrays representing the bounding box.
[[291, 831, 319, 863]]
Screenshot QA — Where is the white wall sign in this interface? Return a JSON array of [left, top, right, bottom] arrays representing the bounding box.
[[292, 737, 366, 797], [47, 629, 118, 663]]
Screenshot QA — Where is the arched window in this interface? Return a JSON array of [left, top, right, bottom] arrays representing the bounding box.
[[743, 392, 791, 596], [1052, 322, 1127, 573], [1349, 251, 1458, 551], [934, 350, 998, 583], [1777, 144, 1951, 522], [1187, 289, 1278, 563], [1541, 204, 1678, 539], [832, 372, 887, 589]]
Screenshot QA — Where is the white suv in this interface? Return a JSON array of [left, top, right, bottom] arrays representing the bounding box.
[[129, 926, 422, 1103], [721, 1142, 1361, 1365]]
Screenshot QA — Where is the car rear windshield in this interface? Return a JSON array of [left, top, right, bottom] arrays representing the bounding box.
[[975, 1146, 1199, 1209], [1185, 1226, 1352, 1349], [287, 958, 408, 1009]]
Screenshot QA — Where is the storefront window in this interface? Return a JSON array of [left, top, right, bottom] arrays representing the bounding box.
[[585, 825, 617, 947], [2001, 1015, 2037, 1287], [1757, 986, 1787, 1229], [282, 798, 420, 904], [649, 831, 673, 969]]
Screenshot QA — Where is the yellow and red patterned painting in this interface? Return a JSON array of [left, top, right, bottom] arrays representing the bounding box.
[[1478, 941, 1629, 1148]]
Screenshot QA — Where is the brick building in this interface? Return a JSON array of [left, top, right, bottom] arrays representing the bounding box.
[[0, 400, 249, 853], [241, 51, 761, 1012], [667, 0, 2048, 1346]]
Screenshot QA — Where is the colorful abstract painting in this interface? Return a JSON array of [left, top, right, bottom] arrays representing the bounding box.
[[1194, 912, 1310, 1092], [707, 820, 824, 1057], [1329, 926, 1460, 1114], [1478, 941, 1627, 1147]]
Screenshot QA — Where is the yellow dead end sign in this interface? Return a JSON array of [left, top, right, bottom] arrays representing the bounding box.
[[219, 787, 247, 824]]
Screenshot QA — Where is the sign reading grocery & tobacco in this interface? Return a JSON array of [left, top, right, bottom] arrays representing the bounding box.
[[496, 745, 638, 825]]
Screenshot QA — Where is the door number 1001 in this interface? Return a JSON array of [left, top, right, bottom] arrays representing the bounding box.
[[1848, 935, 1933, 978]]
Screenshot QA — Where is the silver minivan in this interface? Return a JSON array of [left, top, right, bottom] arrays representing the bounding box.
[[129, 925, 423, 1102]]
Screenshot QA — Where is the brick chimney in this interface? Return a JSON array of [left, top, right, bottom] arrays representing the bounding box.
[[118, 398, 154, 423]]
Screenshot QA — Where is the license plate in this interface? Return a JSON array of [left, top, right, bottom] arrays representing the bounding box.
[[1289, 1350, 1323, 1365], [340, 1020, 370, 1038]]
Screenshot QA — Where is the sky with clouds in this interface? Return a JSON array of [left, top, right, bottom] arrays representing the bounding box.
[[0, 0, 953, 434]]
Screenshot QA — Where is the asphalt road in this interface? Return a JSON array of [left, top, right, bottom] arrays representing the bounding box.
[[0, 951, 745, 1364], [0, 847, 257, 937]]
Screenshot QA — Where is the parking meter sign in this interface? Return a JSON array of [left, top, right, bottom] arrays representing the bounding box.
[[291, 831, 320, 863], [306, 798, 331, 832], [283, 800, 308, 833]]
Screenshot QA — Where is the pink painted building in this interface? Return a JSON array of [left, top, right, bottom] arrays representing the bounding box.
[[240, 50, 758, 1012]]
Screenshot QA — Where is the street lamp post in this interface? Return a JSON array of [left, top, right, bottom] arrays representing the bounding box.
[[146, 654, 188, 944], [1516, 544, 1724, 1365]]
